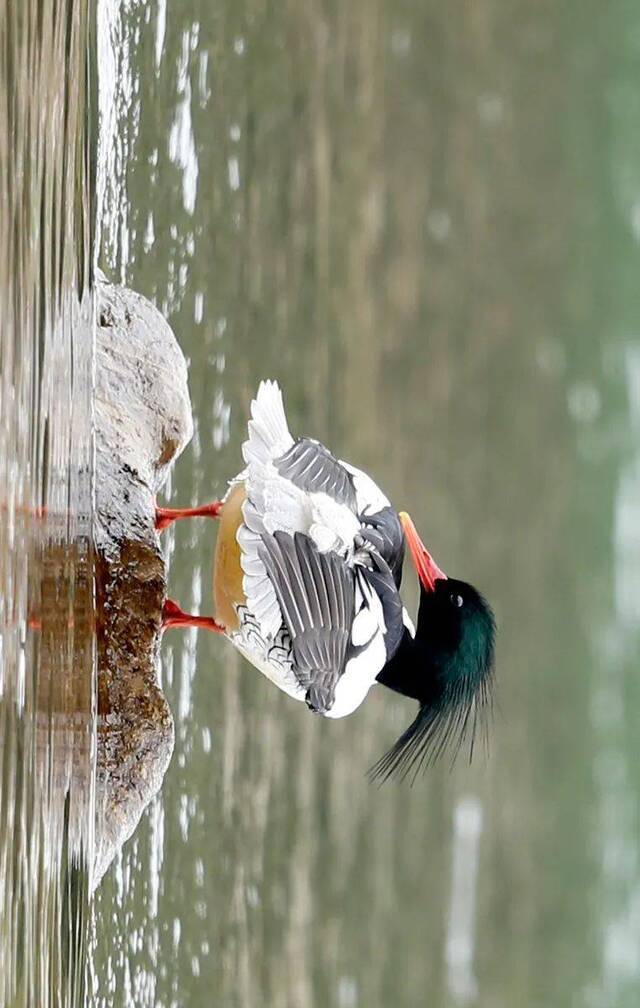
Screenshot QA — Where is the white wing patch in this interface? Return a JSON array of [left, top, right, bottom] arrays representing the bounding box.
[[308, 493, 360, 553], [402, 606, 415, 638], [325, 569, 387, 719], [351, 572, 387, 645], [262, 468, 311, 534], [340, 461, 391, 515], [326, 634, 387, 718]]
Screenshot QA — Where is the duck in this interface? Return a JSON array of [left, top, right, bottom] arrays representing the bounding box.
[[157, 380, 496, 779]]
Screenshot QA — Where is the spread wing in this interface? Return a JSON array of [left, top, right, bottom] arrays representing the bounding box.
[[237, 382, 360, 638], [259, 531, 355, 713]]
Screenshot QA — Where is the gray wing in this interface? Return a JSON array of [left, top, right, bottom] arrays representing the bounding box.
[[358, 506, 405, 588], [275, 438, 358, 511], [258, 530, 356, 713]]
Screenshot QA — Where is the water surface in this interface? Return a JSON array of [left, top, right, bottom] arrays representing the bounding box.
[[0, 1, 95, 1006]]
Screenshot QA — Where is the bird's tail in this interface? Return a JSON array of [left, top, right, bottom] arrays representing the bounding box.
[[242, 379, 293, 466]]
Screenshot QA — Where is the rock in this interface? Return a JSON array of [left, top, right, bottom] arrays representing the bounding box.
[[93, 276, 192, 889]]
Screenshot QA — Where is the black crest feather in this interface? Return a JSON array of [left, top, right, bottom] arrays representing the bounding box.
[[368, 674, 494, 784]]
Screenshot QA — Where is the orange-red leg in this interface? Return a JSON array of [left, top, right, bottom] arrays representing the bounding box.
[[161, 598, 225, 634], [155, 500, 223, 531], [27, 615, 75, 631]]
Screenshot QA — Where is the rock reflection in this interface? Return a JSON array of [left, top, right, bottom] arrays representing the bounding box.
[[0, 1, 94, 1005]]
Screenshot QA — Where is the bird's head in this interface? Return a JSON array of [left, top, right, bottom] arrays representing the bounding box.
[[372, 512, 496, 782]]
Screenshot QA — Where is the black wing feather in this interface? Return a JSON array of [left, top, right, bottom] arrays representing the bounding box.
[[275, 438, 358, 511], [258, 531, 356, 713], [359, 506, 405, 587], [358, 551, 405, 661]]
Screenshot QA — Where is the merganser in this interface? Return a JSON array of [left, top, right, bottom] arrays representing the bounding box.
[[158, 381, 495, 779]]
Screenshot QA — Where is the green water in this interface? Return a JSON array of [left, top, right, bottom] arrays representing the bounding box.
[[89, 2, 640, 1006]]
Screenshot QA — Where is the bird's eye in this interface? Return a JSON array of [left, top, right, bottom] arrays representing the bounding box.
[[451, 593, 463, 608]]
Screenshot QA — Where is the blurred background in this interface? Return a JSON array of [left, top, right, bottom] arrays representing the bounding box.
[[3, 0, 640, 1006], [90, 3, 640, 1006]]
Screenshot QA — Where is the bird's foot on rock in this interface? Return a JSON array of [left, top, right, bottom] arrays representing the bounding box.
[[155, 500, 223, 531], [161, 598, 225, 634]]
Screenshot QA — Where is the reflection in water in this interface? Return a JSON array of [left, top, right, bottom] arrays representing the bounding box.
[[594, 343, 640, 1002], [89, 3, 640, 1008], [446, 797, 482, 1005], [0, 2, 94, 1007]]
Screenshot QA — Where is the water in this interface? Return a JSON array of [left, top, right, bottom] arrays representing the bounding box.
[[84, 3, 640, 1007], [3, 0, 640, 1006], [0, 2, 95, 1006]]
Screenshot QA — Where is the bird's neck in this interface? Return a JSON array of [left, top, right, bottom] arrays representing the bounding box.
[[374, 628, 441, 701]]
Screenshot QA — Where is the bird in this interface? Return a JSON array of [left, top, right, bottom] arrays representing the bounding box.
[[157, 380, 496, 780]]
